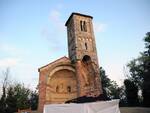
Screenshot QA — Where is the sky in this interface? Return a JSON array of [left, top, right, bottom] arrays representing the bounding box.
[[0, 0, 150, 90]]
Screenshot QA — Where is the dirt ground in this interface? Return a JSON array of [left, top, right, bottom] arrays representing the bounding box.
[[120, 107, 150, 113]]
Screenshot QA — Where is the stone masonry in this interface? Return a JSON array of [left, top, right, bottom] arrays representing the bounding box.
[[38, 13, 103, 112]]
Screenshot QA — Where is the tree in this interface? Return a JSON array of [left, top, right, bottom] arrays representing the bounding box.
[[126, 32, 150, 106], [30, 90, 38, 110], [109, 81, 120, 99], [0, 68, 10, 113], [0, 86, 6, 113], [142, 32, 150, 107], [5, 86, 17, 113], [14, 83, 31, 110], [127, 58, 144, 88], [5, 83, 39, 112], [0, 68, 39, 112], [118, 85, 127, 106], [100, 67, 111, 99], [124, 79, 139, 106], [100, 67, 121, 99]]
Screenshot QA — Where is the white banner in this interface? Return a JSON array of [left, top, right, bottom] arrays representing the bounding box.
[[44, 99, 120, 113]]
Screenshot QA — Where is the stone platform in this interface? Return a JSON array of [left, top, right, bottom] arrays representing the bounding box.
[[43, 99, 120, 113]]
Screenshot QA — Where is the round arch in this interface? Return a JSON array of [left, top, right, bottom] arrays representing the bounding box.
[[47, 65, 75, 83], [46, 65, 77, 103], [82, 55, 91, 63]]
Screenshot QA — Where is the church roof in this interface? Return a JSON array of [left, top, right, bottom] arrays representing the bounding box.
[[38, 56, 70, 71], [65, 12, 93, 26]]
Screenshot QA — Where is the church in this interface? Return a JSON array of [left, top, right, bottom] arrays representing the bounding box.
[[38, 13, 103, 112]]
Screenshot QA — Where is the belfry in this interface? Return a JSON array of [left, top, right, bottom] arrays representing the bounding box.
[[38, 13, 103, 112]]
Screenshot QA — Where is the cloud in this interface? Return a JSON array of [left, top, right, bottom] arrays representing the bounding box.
[[50, 10, 60, 21], [0, 58, 21, 68], [41, 9, 67, 52], [49, 10, 65, 31], [0, 43, 17, 53], [94, 22, 107, 33], [0, 56, 38, 90], [0, 43, 22, 57], [12, 63, 39, 90], [0, 43, 23, 70]]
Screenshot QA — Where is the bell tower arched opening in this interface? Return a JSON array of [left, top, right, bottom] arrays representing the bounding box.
[[82, 55, 91, 63]]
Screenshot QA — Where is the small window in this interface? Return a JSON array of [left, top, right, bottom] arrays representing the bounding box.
[[67, 86, 71, 93], [85, 42, 88, 50], [80, 20, 87, 32], [56, 86, 59, 92], [80, 21, 83, 31], [83, 21, 87, 32]]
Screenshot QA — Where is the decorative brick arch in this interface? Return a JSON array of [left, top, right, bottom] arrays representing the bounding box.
[[47, 65, 76, 83], [45, 65, 77, 104], [48, 66, 75, 78]]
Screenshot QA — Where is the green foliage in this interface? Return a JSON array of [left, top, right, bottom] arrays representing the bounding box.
[[124, 79, 139, 106], [0, 69, 9, 113], [0, 87, 7, 113], [100, 67, 111, 88], [126, 32, 150, 107], [100, 67, 122, 99], [30, 90, 39, 110], [109, 81, 120, 99], [0, 83, 39, 113], [144, 32, 150, 50], [5, 86, 17, 113], [127, 58, 144, 88], [142, 32, 150, 107], [14, 83, 31, 109]]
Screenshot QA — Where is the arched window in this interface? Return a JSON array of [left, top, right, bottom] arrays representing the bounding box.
[[80, 21, 87, 32], [83, 21, 87, 32], [80, 21, 83, 31], [82, 55, 91, 64], [85, 42, 88, 50], [67, 86, 71, 93]]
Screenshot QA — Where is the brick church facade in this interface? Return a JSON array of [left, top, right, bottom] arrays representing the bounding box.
[[38, 13, 103, 112]]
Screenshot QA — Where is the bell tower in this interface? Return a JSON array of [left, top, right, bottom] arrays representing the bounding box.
[[65, 13, 99, 65], [65, 13, 102, 97]]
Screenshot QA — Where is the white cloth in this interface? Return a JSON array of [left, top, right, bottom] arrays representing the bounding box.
[[44, 99, 120, 113]]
